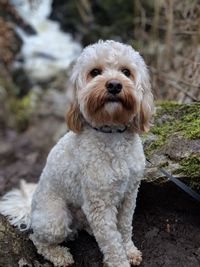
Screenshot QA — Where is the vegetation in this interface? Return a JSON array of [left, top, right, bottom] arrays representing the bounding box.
[[175, 154, 200, 189], [144, 101, 200, 189], [145, 101, 200, 156], [8, 92, 34, 131]]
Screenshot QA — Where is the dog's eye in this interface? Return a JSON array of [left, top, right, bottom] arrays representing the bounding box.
[[121, 68, 131, 77], [90, 68, 102, 77]]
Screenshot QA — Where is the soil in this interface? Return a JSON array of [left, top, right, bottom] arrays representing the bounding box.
[[66, 183, 200, 267], [0, 127, 200, 267]]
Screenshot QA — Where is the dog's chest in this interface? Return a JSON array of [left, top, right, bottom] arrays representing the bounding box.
[[78, 132, 145, 202], [106, 151, 140, 204]]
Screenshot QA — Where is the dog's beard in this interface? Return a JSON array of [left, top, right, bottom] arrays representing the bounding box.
[[79, 78, 138, 127]]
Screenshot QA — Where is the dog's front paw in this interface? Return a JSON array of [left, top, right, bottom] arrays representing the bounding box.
[[127, 247, 142, 266]]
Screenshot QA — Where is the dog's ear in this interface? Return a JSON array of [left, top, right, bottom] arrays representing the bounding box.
[[65, 61, 84, 133], [65, 73, 83, 133], [138, 87, 154, 132], [133, 66, 154, 133], [65, 101, 83, 133]]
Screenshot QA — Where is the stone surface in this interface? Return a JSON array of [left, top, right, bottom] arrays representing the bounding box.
[[0, 215, 52, 267], [144, 101, 200, 191]]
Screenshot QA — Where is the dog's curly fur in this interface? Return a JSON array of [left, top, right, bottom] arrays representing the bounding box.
[[0, 40, 154, 267]]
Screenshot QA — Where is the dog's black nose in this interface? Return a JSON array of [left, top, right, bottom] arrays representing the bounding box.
[[106, 80, 122, 95]]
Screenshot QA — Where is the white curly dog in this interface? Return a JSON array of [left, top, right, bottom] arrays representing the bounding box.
[[0, 40, 154, 267]]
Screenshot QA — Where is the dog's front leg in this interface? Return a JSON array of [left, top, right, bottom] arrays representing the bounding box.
[[82, 193, 130, 267], [117, 181, 142, 266]]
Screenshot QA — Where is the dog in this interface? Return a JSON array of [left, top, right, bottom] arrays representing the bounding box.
[[0, 40, 154, 267]]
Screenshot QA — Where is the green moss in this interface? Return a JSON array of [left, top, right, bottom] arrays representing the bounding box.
[[145, 101, 200, 156], [175, 154, 200, 176], [8, 92, 34, 131], [155, 100, 181, 112], [174, 154, 200, 189]]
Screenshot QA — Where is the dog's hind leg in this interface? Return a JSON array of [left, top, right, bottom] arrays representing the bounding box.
[[30, 202, 74, 266], [31, 188, 74, 266]]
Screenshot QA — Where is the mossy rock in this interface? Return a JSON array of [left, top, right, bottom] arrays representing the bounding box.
[[144, 101, 200, 190], [8, 92, 34, 131], [0, 73, 33, 132]]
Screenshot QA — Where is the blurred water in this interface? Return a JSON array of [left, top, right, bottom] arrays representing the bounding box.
[[11, 0, 82, 81]]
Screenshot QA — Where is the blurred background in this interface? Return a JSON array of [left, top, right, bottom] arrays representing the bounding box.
[[0, 0, 199, 192]]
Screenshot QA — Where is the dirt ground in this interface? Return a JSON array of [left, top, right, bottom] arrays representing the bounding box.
[[0, 127, 200, 267], [66, 183, 200, 267]]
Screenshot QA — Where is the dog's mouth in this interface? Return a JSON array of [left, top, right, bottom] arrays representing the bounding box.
[[97, 94, 134, 112], [105, 96, 121, 103], [105, 95, 132, 108]]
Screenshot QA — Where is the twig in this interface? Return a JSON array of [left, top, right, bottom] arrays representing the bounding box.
[[176, 56, 200, 66], [150, 67, 199, 102], [164, 79, 198, 102], [150, 67, 200, 88]]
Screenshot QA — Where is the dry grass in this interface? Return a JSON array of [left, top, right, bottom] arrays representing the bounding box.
[[132, 0, 200, 103]]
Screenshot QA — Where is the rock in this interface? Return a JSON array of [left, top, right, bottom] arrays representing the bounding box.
[[144, 101, 200, 191], [0, 215, 52, 267], [36, 89, 68, 118]]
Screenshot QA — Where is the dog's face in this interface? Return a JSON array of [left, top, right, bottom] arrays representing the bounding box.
[[66, 40, 154, 133]]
